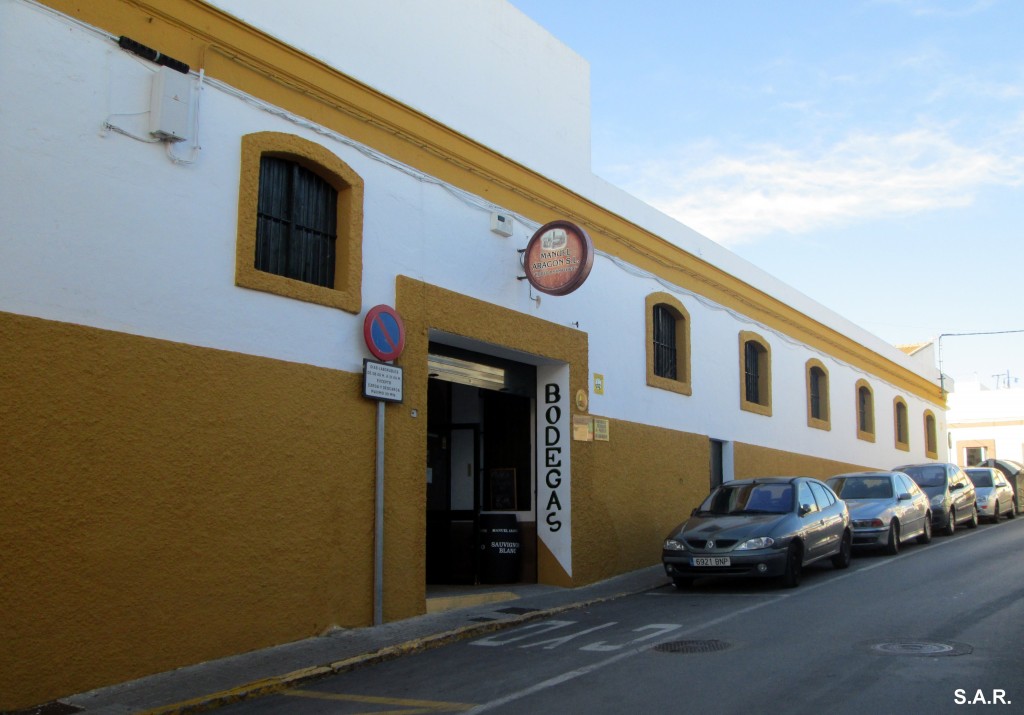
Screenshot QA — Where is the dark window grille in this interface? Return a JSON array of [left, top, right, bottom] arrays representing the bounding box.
[[744, 340, 762, 404], [653, 305, 677, 380], [858, 387, 873, 433], [256, 156, 338, 288], [809, 367, 825, 420]]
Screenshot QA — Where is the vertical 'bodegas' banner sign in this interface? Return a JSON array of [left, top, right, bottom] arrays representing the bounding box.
[[523, 220, 595, 296]]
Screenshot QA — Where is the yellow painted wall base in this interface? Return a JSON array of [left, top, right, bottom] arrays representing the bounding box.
[[0, 312, 378, 709], [734, 441, 871, 479]]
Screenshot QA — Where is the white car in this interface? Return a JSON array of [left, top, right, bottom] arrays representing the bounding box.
[[965, 467, 1017, 522]]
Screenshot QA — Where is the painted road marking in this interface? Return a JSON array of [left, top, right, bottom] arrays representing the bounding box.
[[470, 620, 683, 652], [286, 689, 474, 713]]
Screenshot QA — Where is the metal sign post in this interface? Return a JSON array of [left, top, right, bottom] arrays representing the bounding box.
[[362, 306, 405, 627], [373, 400, 385, 626]]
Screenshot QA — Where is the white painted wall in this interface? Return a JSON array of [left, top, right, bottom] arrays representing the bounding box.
[[1, 0, 945, 476], [207, 0, 592, 189], [947, 382, 1024, 464]]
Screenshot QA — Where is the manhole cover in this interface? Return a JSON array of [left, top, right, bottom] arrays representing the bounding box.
[[871, 640, 972, 656], [654, 639, 732, 654]]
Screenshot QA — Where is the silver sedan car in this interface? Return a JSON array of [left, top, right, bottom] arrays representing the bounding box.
[[965, 467, 1017, 522], [826, 471, 932, 554]]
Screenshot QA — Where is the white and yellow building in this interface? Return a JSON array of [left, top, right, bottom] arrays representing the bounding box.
[[0, 0, 946, 708]]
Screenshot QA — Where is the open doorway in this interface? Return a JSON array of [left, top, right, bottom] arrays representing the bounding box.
[[425, 344, 537, 586]]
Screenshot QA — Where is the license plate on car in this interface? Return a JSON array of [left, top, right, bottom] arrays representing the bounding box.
[[691, 556, 730, 567]]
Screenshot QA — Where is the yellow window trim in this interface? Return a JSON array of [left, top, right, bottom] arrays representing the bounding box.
[[645, 292, 692, 396], [855, 379, 875, 442], [236, 131, 363, 313], [923, 410, 939, 459], [893, 396, 910, 451], [739, 331, 772, 417], [805, 358, 831, 431]]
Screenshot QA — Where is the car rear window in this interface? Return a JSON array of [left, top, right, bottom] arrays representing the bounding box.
[[966, 469, 994, 487], [901, 465, 947, 488], [831, 477, 893, 499]]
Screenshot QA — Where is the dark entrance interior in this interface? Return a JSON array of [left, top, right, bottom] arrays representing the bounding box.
[[426, 344, 536, 585]]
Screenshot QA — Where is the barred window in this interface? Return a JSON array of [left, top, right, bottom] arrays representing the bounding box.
[[652, 304, 677, 380], [256, 156, 338, 288], [744, 340, 762, 404], [235, 132, 363, 314], [809, 367, 825, 419], [739, 332, 771, 416], [645, 294, 691, 396], [857, 380, 875, 441], [806, 360, 830, 430], [894, 397, 909, 450], [924, 411, 938, 458]]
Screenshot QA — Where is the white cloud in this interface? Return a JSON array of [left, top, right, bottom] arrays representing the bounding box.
[[612, 127, 1024, 246]]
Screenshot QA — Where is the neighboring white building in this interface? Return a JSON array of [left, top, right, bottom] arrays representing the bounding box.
[[1, 0, 946, 708], [947, 381, 1024, 466]]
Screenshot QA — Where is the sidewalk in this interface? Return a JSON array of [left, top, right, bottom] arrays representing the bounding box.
[[57, 566, 669, 714]]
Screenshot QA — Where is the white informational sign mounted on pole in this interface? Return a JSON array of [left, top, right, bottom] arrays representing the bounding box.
[[363, 360, 403, 403]]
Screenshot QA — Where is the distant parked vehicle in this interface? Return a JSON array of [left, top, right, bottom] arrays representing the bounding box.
[[826, 471, 931, 554], [976, 458, 1023, 507], [662, 476, 851, 589], [894, 463, 978, 536], [965, 467, 1017, 522], [976, 458, 1024, 482]]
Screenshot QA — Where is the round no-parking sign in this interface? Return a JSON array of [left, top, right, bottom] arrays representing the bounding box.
[[363, 305, 406, 362]]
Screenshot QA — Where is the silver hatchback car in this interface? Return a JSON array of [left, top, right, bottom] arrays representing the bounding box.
[[965, 467, 1017, 522], [895, 463, 978, 535]]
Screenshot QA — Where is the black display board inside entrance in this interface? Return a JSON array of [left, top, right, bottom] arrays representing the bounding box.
[[489, 468, 517, 511]]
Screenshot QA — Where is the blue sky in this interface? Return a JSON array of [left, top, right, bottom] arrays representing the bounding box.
[[508, 0, 1024, 390]]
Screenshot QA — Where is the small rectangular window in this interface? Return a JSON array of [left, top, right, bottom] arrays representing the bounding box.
[[256, 156, 338, 288], [965, 446, 986, 466]]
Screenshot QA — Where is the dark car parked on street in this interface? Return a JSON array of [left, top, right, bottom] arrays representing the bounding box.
[[894, 462, 978, 535], [662, 477, 851, 589]]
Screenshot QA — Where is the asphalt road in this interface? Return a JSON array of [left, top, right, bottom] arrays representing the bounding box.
[[221, 516, 1024, 714]]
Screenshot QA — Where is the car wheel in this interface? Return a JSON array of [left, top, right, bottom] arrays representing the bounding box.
[[672, 577, 693, 589], [831, 529, 852, 569], [943, 509, 956, 536], [967, 505, 979, 529], [992, 501, 1001, 524], [917, 515, 933, 544], [884, 521, 900, 555], [780, 542, 802, 588], [1009, 502, 1017, 520]]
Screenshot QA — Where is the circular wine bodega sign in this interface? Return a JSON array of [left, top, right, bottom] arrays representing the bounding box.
[[523, 220, 594, 296]]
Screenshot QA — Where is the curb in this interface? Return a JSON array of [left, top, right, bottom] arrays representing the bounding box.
[[136, 583, 657, 714]]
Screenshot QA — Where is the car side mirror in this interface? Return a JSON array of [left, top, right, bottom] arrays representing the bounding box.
[[898, 493, 912, 501], [951, 483, 963, 491], [799, 504, 813, 517]]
